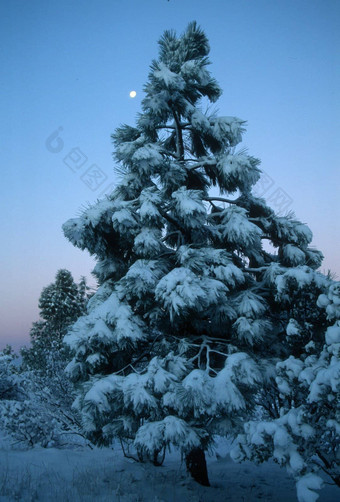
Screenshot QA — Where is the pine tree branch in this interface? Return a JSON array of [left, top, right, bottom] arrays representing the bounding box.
[[187, 158, 217, 171], [315, 451, 340, 487], [161, 149, 179, 159], [207, 212, 223, 219], [158, 208, 180, 228], [208, 348, 229, 358], [246, 266, 270, 273], [161, 231, 182, 242], [113, 333, 164, 376], [204, 196, 238, 205], [261, 235, 297, 247], [156, 122, 190, 130], [157, 207, 189, 239], [248, 216, 273, 222], [156, 125, 177, 129]]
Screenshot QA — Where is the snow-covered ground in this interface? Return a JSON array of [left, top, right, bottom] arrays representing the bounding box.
[[0, 437, 338, 502]]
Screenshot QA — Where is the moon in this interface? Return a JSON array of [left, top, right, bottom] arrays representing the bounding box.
[[129, 91, 137, 98]]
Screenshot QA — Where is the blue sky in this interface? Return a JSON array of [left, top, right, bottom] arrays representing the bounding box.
[[1, 0, 339, 350]]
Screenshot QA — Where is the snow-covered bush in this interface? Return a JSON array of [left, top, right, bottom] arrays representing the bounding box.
[[0, 350, 85, 448], [1, 378, 85, 449], [231, 280, 340, 501]]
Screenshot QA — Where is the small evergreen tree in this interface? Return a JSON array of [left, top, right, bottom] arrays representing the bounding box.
[[0, 272, 93, 449], [39, 269, 81, 334], [21, 269, 91, 371], [62, 22, 335, 496]]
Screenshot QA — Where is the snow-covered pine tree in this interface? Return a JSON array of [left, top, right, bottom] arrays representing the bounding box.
[[62, 22, 328, 489], [21, 269, 90, 371], [38, 269, 85, 339], [0, 272, 93, 448]]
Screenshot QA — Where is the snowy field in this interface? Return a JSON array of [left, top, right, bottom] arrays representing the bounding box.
[[0, 437, 338, 502]]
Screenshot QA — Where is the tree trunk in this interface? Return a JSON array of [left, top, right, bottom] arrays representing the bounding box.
[[185, 447, 210, 486]]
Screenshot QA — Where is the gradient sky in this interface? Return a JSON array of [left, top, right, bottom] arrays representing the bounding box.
[[1, 0, 339, 351]]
